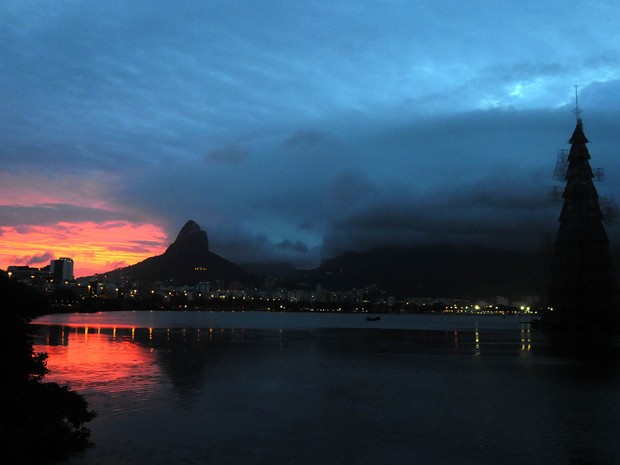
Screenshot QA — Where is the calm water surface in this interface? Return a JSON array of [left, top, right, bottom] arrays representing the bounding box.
[[30, 311, 620, 465]]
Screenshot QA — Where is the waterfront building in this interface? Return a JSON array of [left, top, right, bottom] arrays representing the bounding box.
[[51, 257, 74, 284]]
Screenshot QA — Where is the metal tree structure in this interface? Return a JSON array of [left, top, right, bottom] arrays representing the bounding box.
[[545, 118, 618, 328]]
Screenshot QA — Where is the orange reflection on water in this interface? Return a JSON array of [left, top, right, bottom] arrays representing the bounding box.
[[34, 326, 160, 391]]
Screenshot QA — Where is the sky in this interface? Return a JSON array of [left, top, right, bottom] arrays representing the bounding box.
[[3, 0, 620, 277]]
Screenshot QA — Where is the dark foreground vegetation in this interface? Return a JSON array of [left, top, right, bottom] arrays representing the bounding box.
[[0, 274, 95, 464]]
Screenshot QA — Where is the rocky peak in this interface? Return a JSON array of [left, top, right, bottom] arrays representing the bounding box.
[[175, 220, 202, 241], [169, 220, 209, 253]]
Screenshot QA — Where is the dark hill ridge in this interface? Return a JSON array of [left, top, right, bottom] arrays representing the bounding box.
[[296, 246, 545, 301], [97, 219, 553, 299], [103, 220, 256, 286]]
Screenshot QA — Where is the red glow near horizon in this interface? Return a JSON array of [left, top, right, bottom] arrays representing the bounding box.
[[0, 221, 168, 277]]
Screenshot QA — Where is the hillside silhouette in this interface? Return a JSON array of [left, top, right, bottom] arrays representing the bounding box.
[[100, 220, 256, 286], [94, 220, 555, 300]]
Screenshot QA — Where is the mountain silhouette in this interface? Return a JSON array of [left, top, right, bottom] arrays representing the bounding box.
[[293, 246, 545, 301], [97, 220, 557, 300], [106, 220, 256, 286]]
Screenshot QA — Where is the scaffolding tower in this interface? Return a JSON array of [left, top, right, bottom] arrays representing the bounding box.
[[545, 118, 619, 328]]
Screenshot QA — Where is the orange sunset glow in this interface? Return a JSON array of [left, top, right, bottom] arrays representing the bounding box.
[[0, 221, 168, 277]]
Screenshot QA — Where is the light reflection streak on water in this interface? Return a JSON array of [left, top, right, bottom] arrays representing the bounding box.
[[33, 325, 165, 418], [521, 325, 532, 352]]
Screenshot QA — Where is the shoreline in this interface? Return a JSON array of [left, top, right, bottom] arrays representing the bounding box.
[[31, 310, 533, 331]]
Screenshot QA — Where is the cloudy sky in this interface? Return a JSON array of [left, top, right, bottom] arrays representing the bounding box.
[[2, 0, 620, 277]]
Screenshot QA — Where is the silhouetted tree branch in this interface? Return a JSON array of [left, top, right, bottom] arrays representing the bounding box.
[[0, 273, 96, 464]]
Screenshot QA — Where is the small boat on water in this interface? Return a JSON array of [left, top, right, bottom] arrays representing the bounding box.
[[366, 316, 381, 322]]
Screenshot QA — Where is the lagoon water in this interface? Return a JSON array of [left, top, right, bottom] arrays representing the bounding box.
[[31, 311, 620, 465]]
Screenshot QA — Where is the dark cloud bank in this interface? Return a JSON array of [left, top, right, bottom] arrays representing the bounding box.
[[96, 101, 620, 279]]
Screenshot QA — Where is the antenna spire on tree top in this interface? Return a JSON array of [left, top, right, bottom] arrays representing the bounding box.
[[573, 84, 582, 122]]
